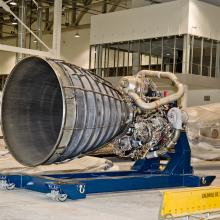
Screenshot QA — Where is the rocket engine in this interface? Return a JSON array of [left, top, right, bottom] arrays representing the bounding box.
[[1, 56, 186, 166]]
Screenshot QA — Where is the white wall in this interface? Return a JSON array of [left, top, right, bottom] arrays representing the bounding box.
[[188, 0, 220, 40], [60, 29, 90, 68], [0, 51, 16, 75], [30, 28, 91, 69], [1, 0, 220, 74], [131, 0, 176, 8], [90, 0, 189, 44], [90, 0, 220, 45], [131, 0, 151, 8], [188, 89, 220, 106], [0, 28, 91, 75]]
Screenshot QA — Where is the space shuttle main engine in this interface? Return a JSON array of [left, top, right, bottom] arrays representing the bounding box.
[[1, 56, 186, 166]]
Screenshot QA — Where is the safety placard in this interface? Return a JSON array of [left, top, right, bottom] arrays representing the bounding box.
[[160, 187, 220, 218]]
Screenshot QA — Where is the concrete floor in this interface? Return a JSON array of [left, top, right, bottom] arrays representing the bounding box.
[[0, 157, 220, 220]]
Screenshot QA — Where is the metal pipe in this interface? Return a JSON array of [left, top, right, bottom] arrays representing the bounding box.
[[166, 129, 181, 150], [0, 0, 51, 51], [32, 0, 38, 7], [36, 2, 42, 50], [146, 129, 181, 159], [1, 56, 130, 166], [120, 70, 184, 110], [71, 0, 77, 25], [16, 0, 26, 62], [28, 0, 33, 49]]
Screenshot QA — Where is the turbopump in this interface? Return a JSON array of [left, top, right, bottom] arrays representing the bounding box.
[[1, 56, 186, 166], [115, 72, 187, 160]]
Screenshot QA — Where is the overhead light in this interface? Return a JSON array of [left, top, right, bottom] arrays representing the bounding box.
[[33, 39, 37, 43], [166, 53, 171, 56], [75, 31, 80, 38], [11, 21, 17, 25], [9, 1, 17, 6]]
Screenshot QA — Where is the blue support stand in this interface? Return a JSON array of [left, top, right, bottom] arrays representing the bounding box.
[[0, 132, 216, 201]]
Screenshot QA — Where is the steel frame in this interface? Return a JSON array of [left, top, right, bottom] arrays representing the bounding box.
[[0, 132, 215, 202], [0, 0, 62, 58]]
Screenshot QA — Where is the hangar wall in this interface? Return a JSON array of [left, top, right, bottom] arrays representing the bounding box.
[[188, 0, 220, 39], [188, 89, 220, 106], [90, 0, 189, 44], [0, 0, 220, 107], [90, 0, 220, 44], [0, 28, 91, 75], [0, 51, 16, 75]]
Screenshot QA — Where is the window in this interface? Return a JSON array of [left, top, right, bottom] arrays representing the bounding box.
[[129, 40, 140, 75], [151, 38, 162, 71], [163, 37, 175, 72], [140, 39, 151, 70], [202, 39, 212, 76], [175, 36, 184, 73], [190, 36, 202, 75], [211, 41, 220, 78]]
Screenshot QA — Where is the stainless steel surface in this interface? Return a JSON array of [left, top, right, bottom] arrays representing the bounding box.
[[1, 56, 129, 166]]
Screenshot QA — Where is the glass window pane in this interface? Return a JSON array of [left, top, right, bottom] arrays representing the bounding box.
[[211, 41, 217, 77], [108, 44, 117, 77], [89, 35, 185, 77], [151, 38, 162, 70], [130, 40, 141, 75], [107, 42, 132, 77], [192, 37, 202, 75], [163, 37, 174, 72], [175, 36, 184, 73], [216, 42, 220, 77], [140, 39, 150, 70], [202, 39, 211, 76]]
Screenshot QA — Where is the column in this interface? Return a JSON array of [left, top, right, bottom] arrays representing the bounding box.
[[132, 52, 140, 75], [182, 34, 190, 74]]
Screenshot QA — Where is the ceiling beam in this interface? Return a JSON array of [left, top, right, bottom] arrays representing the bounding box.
[[149, 0, 161, 4], [0, 43, 54, 58], [109, 0, 122, 13], [0, 23, 91, 40], [72, 0, 77, 25], [102, 0, 107, 13], [74, 0, 92, 26]]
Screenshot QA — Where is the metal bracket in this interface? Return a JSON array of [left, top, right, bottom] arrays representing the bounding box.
[[46, 183, 68, 202], [0, 176, 15, 190], [0, 132, 215, 202], [46, 190, 68, 202]]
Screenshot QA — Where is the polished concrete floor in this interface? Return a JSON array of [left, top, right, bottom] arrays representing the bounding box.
[[0, 156, 220, 220]]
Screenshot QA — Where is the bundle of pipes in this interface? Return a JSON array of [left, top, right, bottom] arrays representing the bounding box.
[[119, 70, 184, 110]]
